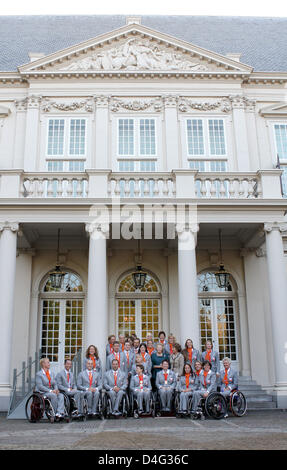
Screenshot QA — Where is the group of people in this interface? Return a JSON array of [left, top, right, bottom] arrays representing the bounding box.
[[35, 331, 238, 419]]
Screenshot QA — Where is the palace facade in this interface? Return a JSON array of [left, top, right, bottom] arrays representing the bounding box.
[[1, 15, 287, 412]]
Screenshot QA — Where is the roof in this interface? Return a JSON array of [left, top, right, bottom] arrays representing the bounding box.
[[0, 15, 286, 72]]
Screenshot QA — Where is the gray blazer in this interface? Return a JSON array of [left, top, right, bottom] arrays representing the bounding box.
[[122, 350, 135, 374], [106, 343, 115, 357], [197, 370, 217, 393], [35, 369, 58, 394], [77, 370, 102, 391], [201, 350, 220, 373], [82, 356, 102, 374], [106, 352, 126, 372], [131, 361, 151, 378], [56, 369, 76, 392], [177, 374, 198, 392], [103, 369, 128, 392], [156, 370, 177, 390], [130, 374, 152, 392], [170, 353, 185, 376], [220, 367, 238, 391]]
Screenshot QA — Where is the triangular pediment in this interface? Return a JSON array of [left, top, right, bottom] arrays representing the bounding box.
[[18, 23, 253, 76], [260, 102, 287, 116]]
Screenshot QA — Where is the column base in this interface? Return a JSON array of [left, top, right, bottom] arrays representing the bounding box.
[[272, 384, 287, 409], [0, 385, 11, 412]]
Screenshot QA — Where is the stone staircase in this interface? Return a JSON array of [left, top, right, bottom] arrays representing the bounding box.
[[238, 376, 276, 410]]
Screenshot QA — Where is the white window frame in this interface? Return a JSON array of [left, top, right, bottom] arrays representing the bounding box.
[[184, 117, 228, 159], [45, 117, 88, 160], [116, 117, 158, 158]]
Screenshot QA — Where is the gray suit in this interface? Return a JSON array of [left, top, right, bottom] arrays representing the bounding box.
[[35, 369, 65, 415], [191, 370, 217, 412], [122, 350, 135, 375], [201, 350, 220, 374], [106, 343, 114, 357], [130, 374, 152, 413], [77, 370, 102, 414], [106, 352, 126, 372], [220, 367, 238, 396], [56, 369, 83, 414], [82, 356, 102, 375], [103, 369, 128, 413], [131, 361, 151, 378], [177, 374, 197, 412], [156, 369, 177, 411]]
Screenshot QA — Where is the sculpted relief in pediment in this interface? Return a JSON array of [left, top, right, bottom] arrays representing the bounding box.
[[60, 38, 209, 72]]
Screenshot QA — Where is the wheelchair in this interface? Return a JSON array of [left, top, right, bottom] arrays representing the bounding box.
[[59, 391, 91, 422], [153, 388, 178, 417], [129, 389, 156, 418], [193, 389, 247, 420], [102, 390, 129, 419], [25, 391, 64, 423], [174, 390, 194, 418]]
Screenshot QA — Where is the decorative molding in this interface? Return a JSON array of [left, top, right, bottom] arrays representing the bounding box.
[[229, 94, 256, 111], [178, 97, 232, 113], [94, 95, 110, 108], [61, 38, 209, 72], [176, 223, 200, 235], [110, 97, 163, 113], [42, 98, 93, 113]]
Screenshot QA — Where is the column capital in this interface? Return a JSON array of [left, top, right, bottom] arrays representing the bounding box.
[[162, 94, 179, 108], [263, 222, 287, 234], [176, 223, 199, 235], [27, 95, 42, 109], [85, 222, 109, 239], [0, 221, 20, 233], [94, 94, 110, 108]]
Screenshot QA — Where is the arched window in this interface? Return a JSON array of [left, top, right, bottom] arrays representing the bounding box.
[[40, 271, 84, 372], [116, 272, 161, 342], [198, 271, 239, 369]]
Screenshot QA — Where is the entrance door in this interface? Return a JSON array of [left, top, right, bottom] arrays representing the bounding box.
[[199, 297, 239, 371], [40, 298, 83, 374], [117, 298, 160, 342], [40, 271, 84, 374]]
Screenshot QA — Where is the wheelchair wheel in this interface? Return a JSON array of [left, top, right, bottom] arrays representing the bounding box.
[[205, 392, 227, 420], [25, 393, 45, 422], [230, 390, 247, 417], [82, 398, 88, 421], [45, 398, 56, 423]]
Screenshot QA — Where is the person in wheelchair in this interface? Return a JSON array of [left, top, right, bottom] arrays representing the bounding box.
[[130, 364, 152, 415], [131, 353, 151, 378], [77, 359, 102, 417], [177, 363, 197, 416], [56, 358, 84, 417], [155, 359, 177, 412], [191, 360, 217, 416], [103, 358, 128, 416], [220, 357, 238, 397], [35, 357, 65, 419]]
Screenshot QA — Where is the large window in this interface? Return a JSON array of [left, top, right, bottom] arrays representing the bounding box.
[[273, 123, 287, 197], [118, 118, 157, 157], [47, 118, 87, 157], [186, 118, 227, 157]]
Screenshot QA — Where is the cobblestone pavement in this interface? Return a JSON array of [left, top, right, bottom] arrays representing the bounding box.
[[0, 410, 287, 450]]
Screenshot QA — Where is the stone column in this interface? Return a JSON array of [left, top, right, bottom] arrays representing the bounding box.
[[264, 222, 287, 406], [176, 223, 200, 349], [163, 95, 180, 171], [229, 95, 250, 171], [23, 95, 41, 171], [94, 95, 110, 168], [85, 222, 109, 367], [0, 222, 19, 410]]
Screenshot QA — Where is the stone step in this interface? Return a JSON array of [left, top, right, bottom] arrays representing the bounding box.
[[247, 401, 277, 410], [246, 395, 273, 401]]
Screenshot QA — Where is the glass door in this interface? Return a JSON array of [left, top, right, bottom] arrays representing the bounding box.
[[117, 298, 160, 342]]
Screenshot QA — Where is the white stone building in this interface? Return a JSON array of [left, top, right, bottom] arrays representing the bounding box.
[[1, 15, 287, 412]]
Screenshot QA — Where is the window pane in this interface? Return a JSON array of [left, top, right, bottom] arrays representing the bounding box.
[[208, 119, 226, 155], [139, 119, 156, 155], [274, 124, 287, 160], [187, 119, 204, 155], [118, 119, 134, 155], [47, 119, 65, 155], [69, 119, 86, 155]]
